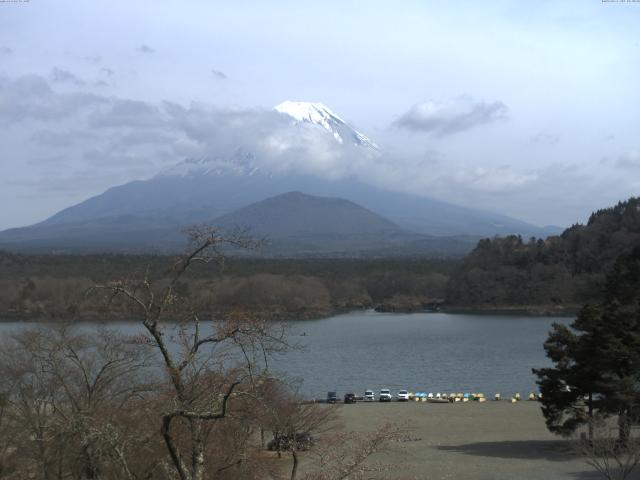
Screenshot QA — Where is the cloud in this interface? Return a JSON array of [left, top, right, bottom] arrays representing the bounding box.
[[81, 55, 101, 63], [531, 132, 559, 145], [0, 46, 12, 55], [50, 67, 86, 86], [88, 99, 165, 128], [0, 74, 106, 123], [0, 73, 531, 202], [30, 129, 99, 147], [137, 44, 155, 54], [211, 69, 227, 80], [0, 73, 546, 228], [393, 96, 508, 136], [30, 130, 76, 147], [617, 151, 640, 168], [100, 68, 115, 77], [453, 165, 538, 192]]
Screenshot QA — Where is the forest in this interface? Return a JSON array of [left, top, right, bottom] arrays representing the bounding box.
[[0, 253, 455, 320], [446, 197, 640, 312]]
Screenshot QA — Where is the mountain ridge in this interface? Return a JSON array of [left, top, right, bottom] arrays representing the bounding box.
[[212, 191, 403, 238], [0, 191, 480, 257]]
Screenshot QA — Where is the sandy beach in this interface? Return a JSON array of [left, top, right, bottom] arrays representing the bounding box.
[[327, 400, 598, 480]]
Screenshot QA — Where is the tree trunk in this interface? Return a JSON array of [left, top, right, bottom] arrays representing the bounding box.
[[191, 420, 206, 480], [81, 444, 99, 480], [588, 393, 593, 441], [618, 410, 630, 446], [36, 429, 50, 480], [290, 450, 299, 480]]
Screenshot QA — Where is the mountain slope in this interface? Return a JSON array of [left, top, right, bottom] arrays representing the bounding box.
[[32, 167, 557, 238], [210, 192, 477, 257], [0, 191, 479, 256], [213, 191, 402, 238]]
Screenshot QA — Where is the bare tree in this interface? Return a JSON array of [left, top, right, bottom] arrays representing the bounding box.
[[576, 416, 640, 480], [0, 326, 158, 480], [90, 227, 289, 480], [255, 379, 337, 480], [0, 387, 17, 478], [302, 422, 410, 480]]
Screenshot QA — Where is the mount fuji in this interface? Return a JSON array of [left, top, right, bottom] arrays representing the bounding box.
[[0, 101, 561, 254], [274, 101, 380, 154]]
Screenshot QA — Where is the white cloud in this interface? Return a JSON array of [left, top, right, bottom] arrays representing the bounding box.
[[617, 151, 640, 168], [453, 166, 538, 193], [393, 96, 508, 136], [0, 75, 106, 124]]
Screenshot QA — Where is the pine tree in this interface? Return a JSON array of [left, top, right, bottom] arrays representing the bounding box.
[[533, 306, 601, 438], [534, 246, 640, 442]]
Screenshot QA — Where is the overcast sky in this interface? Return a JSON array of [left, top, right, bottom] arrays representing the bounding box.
[[1, 0, 639, 230]]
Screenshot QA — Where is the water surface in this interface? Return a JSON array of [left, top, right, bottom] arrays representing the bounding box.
[[0, 310, 570, 399], [270, 310, 570, 398]]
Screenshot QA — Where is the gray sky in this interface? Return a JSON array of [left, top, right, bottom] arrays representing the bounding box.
[[1, 0, 639, 230]]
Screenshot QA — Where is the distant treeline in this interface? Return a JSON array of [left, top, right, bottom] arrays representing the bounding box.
[[0, 253, 456, 320], [3, 197, 640, 320]]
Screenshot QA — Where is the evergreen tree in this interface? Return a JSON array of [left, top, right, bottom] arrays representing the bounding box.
[[533, 305, 601, 438], [534, 246, 640, 442]]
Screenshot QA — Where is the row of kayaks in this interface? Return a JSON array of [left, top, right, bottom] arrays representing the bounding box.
[[408, 392, 542, 403]]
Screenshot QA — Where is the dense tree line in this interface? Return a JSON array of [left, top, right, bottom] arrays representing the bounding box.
[[446, 197, 640, 311], [0, 255, 455, 320]]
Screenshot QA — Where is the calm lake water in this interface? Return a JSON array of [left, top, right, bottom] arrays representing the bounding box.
[[0, 310, 570, 399]]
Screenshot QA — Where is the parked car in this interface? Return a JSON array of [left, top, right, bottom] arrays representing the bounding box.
[[379, 388, 392, 402], [267, 432, 315, 451], [364, 389, 375, 401], [397, 389, 409, 401], [327, 391, 338, 404], [344, 392, 357, 404]]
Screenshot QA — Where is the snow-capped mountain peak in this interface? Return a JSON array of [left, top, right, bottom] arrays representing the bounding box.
[[160, 102, 381, 179], [275, 101, 347, 129], [275, 100, 380, 152]]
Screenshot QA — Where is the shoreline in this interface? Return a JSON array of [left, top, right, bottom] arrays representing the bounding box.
[[440, 305, 579, 317], [0, 304, 578, 323]]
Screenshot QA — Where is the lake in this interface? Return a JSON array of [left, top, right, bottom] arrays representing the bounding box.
[[271, 310, 571, 399], [0, 310, 570, 399]]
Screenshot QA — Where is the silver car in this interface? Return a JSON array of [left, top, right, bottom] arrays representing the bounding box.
[[379, 388, 392, 402]]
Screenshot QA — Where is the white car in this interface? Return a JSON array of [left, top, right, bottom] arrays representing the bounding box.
[[397, 389, 409, 402], [364, 389, 375, 401], [379, 388, 392, 402]]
